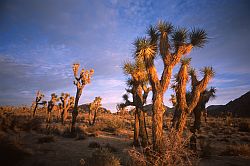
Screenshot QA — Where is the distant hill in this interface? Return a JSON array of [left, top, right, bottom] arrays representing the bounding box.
[[207, 91, 250, 117], [78, 103, 111, 114], [129, 104, 174, 116]]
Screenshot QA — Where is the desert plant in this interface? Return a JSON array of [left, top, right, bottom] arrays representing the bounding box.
[[88, 141, 101, 148], [32, 90, 46, 117], [121, 59, 151, 147], [128, 129, 198, 166], [60, 93, 74, 124], [71, 63, 94, 133], [238, 120, 250, 132], [89, 96, 102, 126], [172, 59, 214, 135], [134, 21, 208, 150], [47, 93, 59, 123], [191, 87, 216, 132], [37, 135, 55, 144], [85, 148, 121, 166], [220, 144, 250, 157]]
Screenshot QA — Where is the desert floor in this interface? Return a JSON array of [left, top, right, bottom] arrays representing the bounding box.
[[0, 107, 249, 166]]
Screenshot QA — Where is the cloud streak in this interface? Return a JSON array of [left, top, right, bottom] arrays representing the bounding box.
[[0, 0, 250, 111]]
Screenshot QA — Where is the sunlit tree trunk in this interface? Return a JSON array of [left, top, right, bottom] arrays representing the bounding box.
[[134, 109, 140, 146], [71, 89, 81, 133], [152, 92, 164, 150]]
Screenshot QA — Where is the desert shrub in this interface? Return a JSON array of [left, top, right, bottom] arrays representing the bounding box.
[[88, 141, 101, 148], [240, 136, 250, 142], [128, 129, 198, 166], [220, 144, 250, 157], [104, 143, 118, 152], [85, 148, 121, 166], [0, 134, 31, 166], [224, 116, 233, 126], [62, 125, 74, 138], [86, 125, 103, 133], [199, 139, 212, 158], [21, 117, 43, 131], [238, 121, 250, 132], [37, 135, 55, 144]]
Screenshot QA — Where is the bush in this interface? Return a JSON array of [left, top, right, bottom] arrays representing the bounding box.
[[37, 136, 55, 144], [128, 129, 198, 166], [199, 140, 213, 158], [88, 141, 101, 149], [238, 121, 250, 132], [220, 144, 250, 157], [85, 148, 120, 166], [104, 143, 118, 152], [0, 134, 31, 166]]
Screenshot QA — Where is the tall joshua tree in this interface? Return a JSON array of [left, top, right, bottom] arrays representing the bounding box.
[[172, 58, 214, 134], [47, 93, 59, 123], [122, 60, 151, 147], [60, 93, 75, 124], [134, 21, 207, 150], [89, 96, 102, 126], [72, 63, 94, 133], [32, 90, 46, 117], [191, 87, 216, 132]]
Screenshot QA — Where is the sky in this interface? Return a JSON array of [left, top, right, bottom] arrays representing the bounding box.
[[0, 0, 250, 112]]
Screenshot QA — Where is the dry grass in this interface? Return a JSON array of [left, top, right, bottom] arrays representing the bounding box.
[[238, 121, 250, 132], [37, 135, 55, 144], [85, 148, 121, 166], [128, 129, 198, 166], [220, 144, 250, 157], [0, 132, 32, 166], [88, 141, 101, 148]]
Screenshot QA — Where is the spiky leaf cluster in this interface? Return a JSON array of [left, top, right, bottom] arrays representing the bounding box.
[[134, 21, 208, 66], [35, 91, 44, 102], [90, 96, 102, 111], [72, 63, 94, 89]]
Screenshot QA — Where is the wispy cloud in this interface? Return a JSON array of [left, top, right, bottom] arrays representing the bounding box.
[[0, 0, 250, 112]]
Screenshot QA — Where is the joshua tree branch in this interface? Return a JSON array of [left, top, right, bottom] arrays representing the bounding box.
[[188, 75, 211, 113]]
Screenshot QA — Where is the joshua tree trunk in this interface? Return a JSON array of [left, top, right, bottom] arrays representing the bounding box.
[[92, 109, 97, 125], [89, 108, 97, 126], [71, 89, 81, 133], [193, 107, 202, 131], [152, 92, 164, 150], [33, 103, 38, 117], [175, 110, 188, 134], [138, 107, 148, 147], [134, 109, 140, 146], [88, 109, 93, 125], [47, 112, 51, 123]]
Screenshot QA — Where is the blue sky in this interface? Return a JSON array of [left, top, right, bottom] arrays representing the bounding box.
[[0, 0, 250, 112]]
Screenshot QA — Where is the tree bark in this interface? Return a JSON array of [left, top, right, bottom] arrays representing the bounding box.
[[175, 109, 188, 134], [33, 103, 38, 117], [152, 92, 164, 151], [193, 107, 202, 131], [92, 109, 97, 125], [134, 109, 140, 146], [138, 108, 148, 147], [71, 89, 81, 133]]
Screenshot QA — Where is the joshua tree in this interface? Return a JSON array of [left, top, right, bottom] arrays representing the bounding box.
[[89, 96, 102, 126], [172, 58, 214, 135], [191, 87, 216, 132], [116, 103, 126, 115], [47, 93, 59, 123], [134, 21, 207, 150], [60, 93, 75, 124], [72, 63, 94, 133], [57, 103, 63, 121], [122, 59, 151, 147], [32, 90, 46, 117]]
